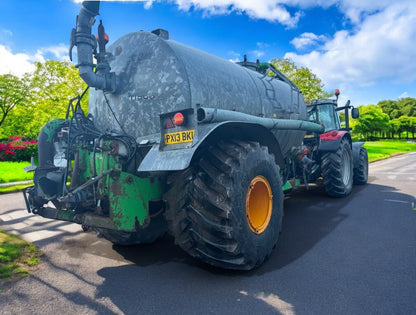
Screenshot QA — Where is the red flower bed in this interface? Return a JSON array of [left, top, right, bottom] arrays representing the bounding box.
[[0, 136, 38, 162]]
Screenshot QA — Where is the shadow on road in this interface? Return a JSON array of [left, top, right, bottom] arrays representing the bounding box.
[[110, 183, 359, 275], [2, 180, 413, 274], [107, 179, 415, 275], [93, 181, 416, 314], [111, 235, 194, 266], [2, 180, 415, 314]]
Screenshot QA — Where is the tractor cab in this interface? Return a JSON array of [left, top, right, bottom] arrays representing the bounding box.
[[308, 89, 359, 131], [308, 99, 341, 132]]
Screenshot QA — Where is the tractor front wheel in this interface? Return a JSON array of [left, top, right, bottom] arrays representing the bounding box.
[[353, 147, 369, 185]]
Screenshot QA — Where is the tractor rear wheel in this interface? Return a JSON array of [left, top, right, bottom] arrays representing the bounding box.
[[321, 138, 353, 197], [165, 140, 283, 270], [353, 147, 369, 185]]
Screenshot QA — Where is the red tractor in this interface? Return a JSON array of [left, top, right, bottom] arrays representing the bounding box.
[[297, 89, 368, 197]]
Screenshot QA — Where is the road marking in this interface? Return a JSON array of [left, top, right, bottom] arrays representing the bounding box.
[[371, 173, 416, 175], [384, 199, 416, 210], [384, 199, 409, 204], [239, 291, 295, 315], [255, 292, 295, 315]]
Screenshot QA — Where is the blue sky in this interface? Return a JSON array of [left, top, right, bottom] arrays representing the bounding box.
[[0, 0, 415, 107]]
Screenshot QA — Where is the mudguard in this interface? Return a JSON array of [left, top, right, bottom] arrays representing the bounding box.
[[138, 122, 284, 173], [318, 130, 350, 153]]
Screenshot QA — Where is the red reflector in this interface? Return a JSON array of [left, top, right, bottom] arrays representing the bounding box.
[[173, 112, 185, 126], [164, 118, 175, 129], [96, 33, 110, 42]]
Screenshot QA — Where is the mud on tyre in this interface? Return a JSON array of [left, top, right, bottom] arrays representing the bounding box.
[[164, 139, 284, 270]]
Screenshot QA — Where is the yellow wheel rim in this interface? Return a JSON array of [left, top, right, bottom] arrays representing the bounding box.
[[246, 176, 273, 234]]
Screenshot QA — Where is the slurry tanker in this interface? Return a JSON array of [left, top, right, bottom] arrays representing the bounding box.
[[24, 1, 368, 270]]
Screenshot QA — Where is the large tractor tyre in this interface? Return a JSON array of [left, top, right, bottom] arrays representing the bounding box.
[[321, 138, 353, 197], [353, 147, 369, 185], [95, 214, 167, 245], [165, 140, 284, 270]]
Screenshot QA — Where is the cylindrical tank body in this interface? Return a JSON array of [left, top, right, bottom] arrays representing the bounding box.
[[89, 31, 307, 155]]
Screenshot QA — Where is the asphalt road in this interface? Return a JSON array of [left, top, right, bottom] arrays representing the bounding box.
[[1, 152, 415, 315]]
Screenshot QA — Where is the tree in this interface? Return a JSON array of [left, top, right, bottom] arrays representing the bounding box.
[[0, 74, 29, 129], [410, 117, 416, 139], [353, 105, 390, 139], [397, 97, 416, 117], [377, 99, 401, 119], [269, 58, 331, 102], [389, 118, 401, 139], [1, 60, 88, 139], [398, 116, 416, 139]]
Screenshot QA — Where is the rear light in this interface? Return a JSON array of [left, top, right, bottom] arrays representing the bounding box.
[[162, 110, 190, 130], [173, 112, 185, 126], [164, 117, 175, 129]]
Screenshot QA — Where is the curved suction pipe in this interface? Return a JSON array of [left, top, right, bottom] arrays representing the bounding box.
[[70, 1, 117, 92]]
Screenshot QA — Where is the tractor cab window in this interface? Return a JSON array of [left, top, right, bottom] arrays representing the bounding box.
[[308, 104, 340, 132]]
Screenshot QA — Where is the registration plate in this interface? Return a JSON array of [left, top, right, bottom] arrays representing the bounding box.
[[164, 130, 195, 145]]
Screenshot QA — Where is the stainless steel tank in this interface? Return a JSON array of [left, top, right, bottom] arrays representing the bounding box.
[[89, 30, 307, 155]]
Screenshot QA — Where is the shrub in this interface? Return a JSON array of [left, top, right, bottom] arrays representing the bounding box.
[[0, 136, 38, 162]]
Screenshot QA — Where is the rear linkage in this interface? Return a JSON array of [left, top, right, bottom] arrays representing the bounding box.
[[22, 94, 137, 221]]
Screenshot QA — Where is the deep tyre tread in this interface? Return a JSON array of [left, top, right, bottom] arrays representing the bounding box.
[[353, 147, 368, 185], [321, 138, 353, 197], [165, 140, 283, 270], [95, 213, 167, 245]]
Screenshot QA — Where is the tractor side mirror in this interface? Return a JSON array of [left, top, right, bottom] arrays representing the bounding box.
[[351, 108, 359, 119]]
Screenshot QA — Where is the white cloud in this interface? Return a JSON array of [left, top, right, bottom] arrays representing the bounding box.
[[162, 0, 407, 27], [276, 0, 404, 24], [290, 32, 327, 50], [248, 42, 270, 59], [170, 0, 302, 27], [72, 0, 302, 26], [72, 0, 151, 2], [70, 0, 412, 29], [398, 92, 409, 99], [337, 0, 399, 24], [228, 50, 242, 62], [0, 44, 70, 77], [285, 1, 416, 91], [144, 1, 153, 9], [0, 45, 37, 77], [35, 44, 70, 63]]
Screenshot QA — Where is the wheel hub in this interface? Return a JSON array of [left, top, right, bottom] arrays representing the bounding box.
[[341, 149, 352, 185], [246, 176, 273, 234]]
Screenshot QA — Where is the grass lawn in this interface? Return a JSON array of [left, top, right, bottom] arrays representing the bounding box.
[[0, 161, 32, 183], [0, 229, 41, 287], [363, 140, 416, 162], [0, 184, 33, 194]]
